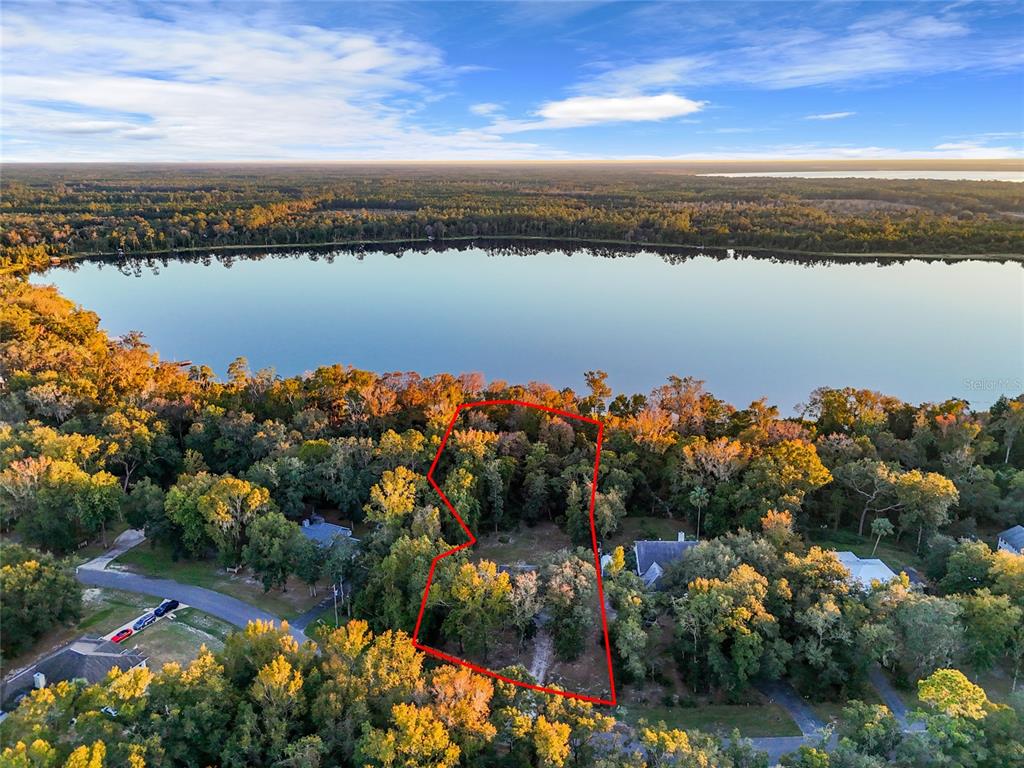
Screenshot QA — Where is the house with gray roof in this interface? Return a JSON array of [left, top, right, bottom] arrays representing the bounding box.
[[634, 533, 698, 587], [834, 551, 898, 588], [1, 637, 146, 711], [300, 515, 359, 548], [997, 525, 1024, 555]]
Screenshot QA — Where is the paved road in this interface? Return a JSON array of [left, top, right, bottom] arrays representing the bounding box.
[[76, 531, 307, 644], [868, 665, 925, 732]]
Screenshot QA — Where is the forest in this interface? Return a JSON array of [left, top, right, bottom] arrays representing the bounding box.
[[2, 163, 1023, 272], [0, 274, 1022, 767]]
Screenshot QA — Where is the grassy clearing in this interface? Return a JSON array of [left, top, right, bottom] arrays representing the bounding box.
[[67, 520, 133, 566], [615, 701, 802, 737], [807, 527, 924, 576], [473, 522, 574, 564], [607, 516, 694, 550], [115, 542, 322, 619], [968, 664, 1018, 705], [125, 609, 232, 668]]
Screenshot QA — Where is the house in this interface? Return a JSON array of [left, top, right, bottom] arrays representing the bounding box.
[[634, 533, 698, 587], [997, 525, 1024, 555], [1, 637, 147, 711], [834, 551, 898, 588], [300, 515, 358, 548]]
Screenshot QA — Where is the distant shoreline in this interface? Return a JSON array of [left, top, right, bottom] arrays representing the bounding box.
[[12, 234, 1023, 277]]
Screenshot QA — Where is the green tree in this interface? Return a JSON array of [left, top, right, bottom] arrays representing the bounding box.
[[0, 543, 82, 657], [242, 511, 301, 591], [870, 517, 894, 557]]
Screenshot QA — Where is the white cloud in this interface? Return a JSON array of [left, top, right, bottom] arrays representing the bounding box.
[[805, 112, 856, 121], [486, 93, 705, 134], [470, 102, 502, 116], [0, 4, 557, 160]]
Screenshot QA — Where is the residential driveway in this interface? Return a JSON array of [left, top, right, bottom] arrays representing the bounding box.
[[755, 679, 827, 737], [76, 535, 307, 644], [868, 665, 925, 732]]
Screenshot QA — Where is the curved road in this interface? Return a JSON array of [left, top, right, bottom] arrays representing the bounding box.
[[76, 532, 308, 644]]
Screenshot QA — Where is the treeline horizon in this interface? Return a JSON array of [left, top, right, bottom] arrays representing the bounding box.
[[3, 165, 1022, 271]]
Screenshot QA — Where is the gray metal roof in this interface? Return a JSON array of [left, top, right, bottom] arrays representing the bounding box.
[[300, 522, 355, 547], [634, 539, 697, 581], [999, 525, 1024, 551], [2, 637, 146, 710]]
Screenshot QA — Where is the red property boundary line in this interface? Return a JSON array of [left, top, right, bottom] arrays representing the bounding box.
[[411, 398, 618, 706]]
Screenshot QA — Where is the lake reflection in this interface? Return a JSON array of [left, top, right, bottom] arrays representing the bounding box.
[[32, 246, 1024, 412]]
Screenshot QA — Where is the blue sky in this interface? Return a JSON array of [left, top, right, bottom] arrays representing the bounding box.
[[2, 1, 1022, 161]]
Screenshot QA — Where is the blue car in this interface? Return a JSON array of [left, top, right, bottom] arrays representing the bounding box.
[[154, 599, 180, 617], [132, 613, 156, 631]]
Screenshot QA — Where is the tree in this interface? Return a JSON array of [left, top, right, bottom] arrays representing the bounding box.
[[544, 552, 597, 661], [940, 539, 995, 595], [688, 485, 709, 540], [956, 589, 1022, 670], [607, 545, 625, 576], [510, 570, 541, 653], [870, 518, 894, 557], [836, 701, 901, 757], [0, 543, 82, 657], [164, 472, 217, 557], [429, 665, 496, 756], [291, 534, 326, 596], [242, 511, 301, 591], [834, 459, 901, 537], [198, 476, 276, 565], [441, 560, 511, 659], [364, 467, 421, 529], [356, 702, 460, 768], [918, 668, 990, 720], [894, 470, 958, 553], [992, 398, 1024, 464]]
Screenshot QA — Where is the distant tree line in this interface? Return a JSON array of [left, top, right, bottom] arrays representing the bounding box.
[[3, 165, 1023, 270]]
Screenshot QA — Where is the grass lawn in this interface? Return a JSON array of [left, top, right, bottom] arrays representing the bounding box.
[[115, 542, 322, 619], [67, 520, 133, 566], [807, 527, 924, 576], [615, 701, 801, 737], [124, 608, 233, 668]]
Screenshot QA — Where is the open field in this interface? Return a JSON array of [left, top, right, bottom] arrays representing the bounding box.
[[472, 522, 573, 565], [115, 542, 322, 619]]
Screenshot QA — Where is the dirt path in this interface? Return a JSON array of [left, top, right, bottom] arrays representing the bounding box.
[[529, 629, 554, 684]]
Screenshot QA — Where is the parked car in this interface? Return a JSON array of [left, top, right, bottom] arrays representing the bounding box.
[[154, 599, 180, 617], [100, 706, 119, 718], [111, 628, 133, 643], [132, 613, 156, 631]]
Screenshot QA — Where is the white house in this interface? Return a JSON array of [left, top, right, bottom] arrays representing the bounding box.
[[997, 525, 1024, 555], [834, 551, 897, 588]]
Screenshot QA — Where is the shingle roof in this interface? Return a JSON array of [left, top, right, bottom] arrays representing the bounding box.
[[998, 525, 1024, 552], [2, 637, 146, 710], [634, 539, 697, 583]]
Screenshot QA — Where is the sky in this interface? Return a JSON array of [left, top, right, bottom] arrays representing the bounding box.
[[2, 1, 1022, 161]]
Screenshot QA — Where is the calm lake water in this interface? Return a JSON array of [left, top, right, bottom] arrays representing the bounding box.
[[33, 247, 1024, 412], [699, 171, 1024, 182]]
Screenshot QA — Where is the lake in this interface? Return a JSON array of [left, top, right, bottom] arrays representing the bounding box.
[[698, 171, 1024, 182], [32, 246, 1024, 412]]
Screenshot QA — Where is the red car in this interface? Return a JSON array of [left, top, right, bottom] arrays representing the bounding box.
[[111, 628, 133, 643]]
